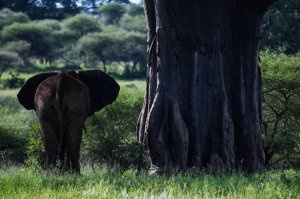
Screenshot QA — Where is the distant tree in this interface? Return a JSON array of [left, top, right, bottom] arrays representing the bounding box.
[[0, 0, 37, 14], [1, 23, 55, 62], [262, 0, 300, 54], [79, 0, 131, 13], [0, 0, 79, 19], [51, 29, 80, 65], [115, 31, 146, 76], [99, 3, 126, 25], [119, 15, 147, 33], [47, 24, 84, 66], [59, 0, 80, 16], [36, 19, 62, 31], [0, 51, 20, 78], [80, 0, 98, 9], [100, 0, 130, 4], [78, 32, 116, 71], [78, 28, 146, 75], [63, 13, 101, 38], [2, 40, 31, 64], [0, 8, 30, 30], [128, 4, 144, 16], [261, 50, 300, 168], [34, 0, 80, 19]]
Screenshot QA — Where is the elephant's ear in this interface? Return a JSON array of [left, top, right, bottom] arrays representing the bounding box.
[[17, 72, 57, 110], [78, 70, 120, 117]]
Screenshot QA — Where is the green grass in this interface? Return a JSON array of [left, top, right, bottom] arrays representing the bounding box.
[[0, 72, 33, 81], [0, 167, 299, 198], [0, 88, 19, 97], [0, 87, 37, 131]]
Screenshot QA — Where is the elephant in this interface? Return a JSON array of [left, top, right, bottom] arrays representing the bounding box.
[[17, 70, 120, 173]]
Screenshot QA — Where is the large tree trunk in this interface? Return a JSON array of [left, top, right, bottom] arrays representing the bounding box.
[[138, 0, 277, 173]]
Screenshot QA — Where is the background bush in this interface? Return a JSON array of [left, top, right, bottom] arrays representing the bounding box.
[[0, 126, 28, 164], [0, 72, 25, 89], [25, 124, 44, 169], [261, 49, 300, 169], [82, 86, 146, 170]]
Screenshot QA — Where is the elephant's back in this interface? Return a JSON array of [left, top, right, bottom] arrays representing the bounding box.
[[34, 73, 90, 119], [58, 73, 90, 111], [34, 74, 62, 112]]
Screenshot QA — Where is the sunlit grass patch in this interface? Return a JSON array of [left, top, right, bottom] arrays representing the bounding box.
[[0, 168, 299, 199]]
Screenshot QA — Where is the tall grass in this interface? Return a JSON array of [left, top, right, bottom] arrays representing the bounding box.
[[0, 167, 299, 198], [0, 88, 37, 133]]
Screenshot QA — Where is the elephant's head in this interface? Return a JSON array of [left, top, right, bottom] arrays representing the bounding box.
[[17, 70, 120, 116]]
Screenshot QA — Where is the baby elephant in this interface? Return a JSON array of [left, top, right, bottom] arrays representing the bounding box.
[[18, 70, 119, 173]]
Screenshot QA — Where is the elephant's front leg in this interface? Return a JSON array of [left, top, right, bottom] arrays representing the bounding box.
[[39, 118, 59, 171]]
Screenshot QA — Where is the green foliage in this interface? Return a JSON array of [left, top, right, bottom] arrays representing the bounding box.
[[0, 51, 20, 77], [115, 30, 146, 77], [99, 3, 126, 25], [0, 72, 25, 89], [25, 125, 45, 169], [262, 0, 300, 54], [261, 49, 300, 168], [128, 5, 144, 17], [295, 133, 300, 168], [78, 32, 115, 69], [119, 15, 147, 33], [63, 13, 101, 38], [0, 8, 29, 30], [2, 40, 31, 58], [0, 0, 79, 19], [78, 29, 146, 76], [1, 22, 55, 61], [0, 8, 147, 77], [0, 168, 299, 198], [0, 94, 22, 111], [0, 40, 31, 76], [37, 19, 62, 31], [0, 126, 28, 164], [83, 86, 146, 170]]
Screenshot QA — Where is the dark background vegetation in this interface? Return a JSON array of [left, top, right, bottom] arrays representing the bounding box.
[[0, 0, 299, 170]]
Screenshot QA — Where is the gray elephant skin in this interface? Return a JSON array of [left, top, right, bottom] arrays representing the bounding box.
[[17, 70, 120, 173]]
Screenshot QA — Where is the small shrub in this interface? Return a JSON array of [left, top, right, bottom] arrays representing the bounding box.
[[25, 124, 44, 169], [0, 51, 21, 77], [0, 72, 25, 89], [0, 127, 28, 164], [113, 139, 146, 170], [83, 86, 146, 170]]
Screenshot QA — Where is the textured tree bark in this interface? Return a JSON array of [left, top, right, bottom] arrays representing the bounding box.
[[138, 0, 277, 172]]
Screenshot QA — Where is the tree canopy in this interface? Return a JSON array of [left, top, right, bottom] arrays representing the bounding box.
[[262, 0, 300, 54]]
